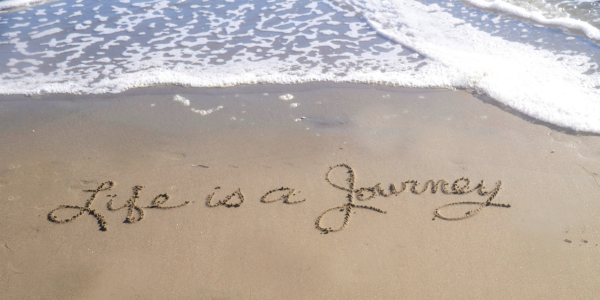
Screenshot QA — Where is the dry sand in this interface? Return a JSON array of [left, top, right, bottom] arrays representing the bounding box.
[[1, 83, 599, 299]]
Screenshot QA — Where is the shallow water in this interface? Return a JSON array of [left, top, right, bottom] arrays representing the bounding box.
[[1, 0, 600, 133]]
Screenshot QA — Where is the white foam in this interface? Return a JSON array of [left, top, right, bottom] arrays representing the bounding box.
[[279, 94, 294, 101], [173, 95, 190, 106], [6, 58, 42, 66], [0, 0, 47, 11], [341, 0, 600, 133], [2, 31, 20, 37], [29, 27, 61, 39], [191, 105, 223, 115], [10, 22, 28, 28], [464, 0, 600, 41], [2, 0, 600, 133]]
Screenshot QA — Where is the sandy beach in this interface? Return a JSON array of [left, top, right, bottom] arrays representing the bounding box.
[[1, 83, 599, 299]]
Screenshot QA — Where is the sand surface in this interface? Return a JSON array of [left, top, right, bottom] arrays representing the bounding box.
[[1, 83, 600, 299]]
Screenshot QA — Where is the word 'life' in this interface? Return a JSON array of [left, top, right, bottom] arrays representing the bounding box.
[[47, 164, 511, 233]]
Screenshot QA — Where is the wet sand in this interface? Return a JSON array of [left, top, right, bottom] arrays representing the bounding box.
[[1, 83, 600, 299]]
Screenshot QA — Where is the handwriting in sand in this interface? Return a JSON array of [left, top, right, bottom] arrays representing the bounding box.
[[48, 164, 511, 233]]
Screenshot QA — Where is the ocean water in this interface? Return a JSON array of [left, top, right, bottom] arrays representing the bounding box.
[[1, 0, 600, 133]]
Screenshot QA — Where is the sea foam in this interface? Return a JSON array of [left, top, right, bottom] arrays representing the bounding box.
[[1, 0, 600, 133], [346, 0, 600, 132], [0, 0, 48, 11], [464, 0, 600, 41]]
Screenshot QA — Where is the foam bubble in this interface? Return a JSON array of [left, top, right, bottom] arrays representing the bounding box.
[[173, 95, 190, 106], [191, 105, 223, 115], [464, 0, 600, 41], [0, 0, 47, 11], [29, 27, 61, 39], [279, 94, 294, 101]]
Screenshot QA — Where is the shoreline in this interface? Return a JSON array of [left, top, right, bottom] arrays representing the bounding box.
[[3, 82, 599, 137]]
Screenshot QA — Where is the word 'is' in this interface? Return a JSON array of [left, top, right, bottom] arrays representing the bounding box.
[[48, 164, 510, 233]]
